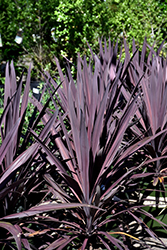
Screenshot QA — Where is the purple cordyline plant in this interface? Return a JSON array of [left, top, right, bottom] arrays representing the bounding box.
[[1, 39, 167, 250], [122, 38, 167, 187], [0, 62, 63, 249]]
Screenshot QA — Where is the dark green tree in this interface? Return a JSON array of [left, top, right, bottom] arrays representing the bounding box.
[[0, 0, 166, 77], [0, 0, 59, 76]]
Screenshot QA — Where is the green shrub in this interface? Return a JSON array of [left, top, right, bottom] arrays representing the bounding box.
[[0, 0, 166, 77]]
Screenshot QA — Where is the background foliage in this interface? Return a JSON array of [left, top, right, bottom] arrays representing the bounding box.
[[0, 0, 166, 77]]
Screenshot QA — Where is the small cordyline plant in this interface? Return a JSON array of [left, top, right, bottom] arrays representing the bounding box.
[[135, 40, 167, 188], [0, 61, 34, 249], [2, 38, 167, 250], [0, 61, 64, 249], [122, 38, 167, 205]]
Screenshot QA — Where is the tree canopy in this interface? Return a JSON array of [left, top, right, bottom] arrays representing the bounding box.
[[0, 0, 166, 76]]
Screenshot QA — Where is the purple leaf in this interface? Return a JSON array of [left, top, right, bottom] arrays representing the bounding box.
[[20, 64, 31, 117], [0, 118, 20, 166], [118, 127, 167, 165], [81, 238, 88, 250], [0, 179, 24, 200], [58, 112, 79, 182], [0, 143, 38, 186], [97, 235, 112, 250], [4, 62, 10, 108], [91, 84, 109, 160], [102, 98, 138, 171], [128, 211, 158, 240], [140, 37, 147, 71], [98, 231, 124, 250], [10, 61, 17, 95], [68, 81, 82, 176], [39, 109, 58, 140], [57, 236, 78, 250], [2, 202, 104, 219], [30, 130, 66, 175], [45, 238, 68, 250], [80, 111, 90, 202], [0, 221, 22, 250]]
